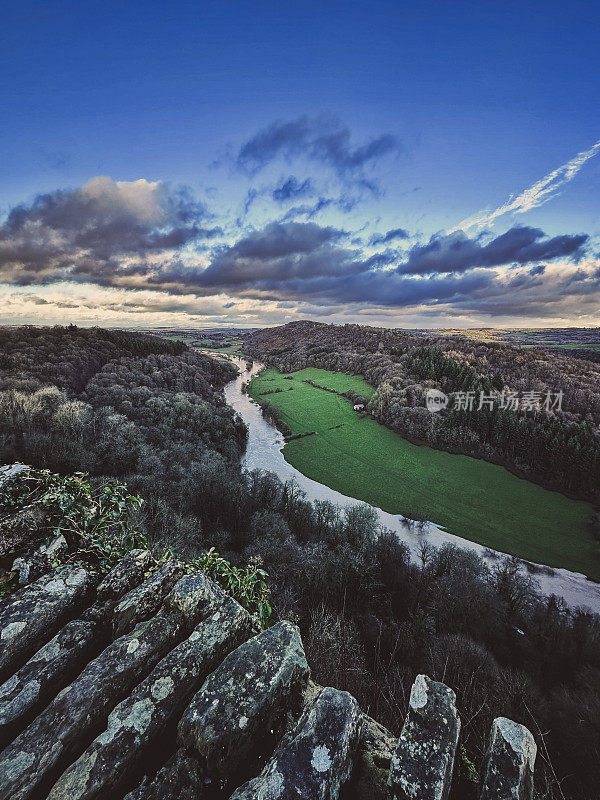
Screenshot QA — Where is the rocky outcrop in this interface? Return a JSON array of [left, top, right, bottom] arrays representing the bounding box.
[[112, 559, 186, 637], [230, 686, 362, 800], [480, 717, 537, 800], [0, 518, 538, 800], [388, 674, 460, 800], [11, 535, 68, 586], [0, 552, 168, 746], [47, 593, 256, 800], [178, 620, 310, 785], [0, 565, 94, 682]]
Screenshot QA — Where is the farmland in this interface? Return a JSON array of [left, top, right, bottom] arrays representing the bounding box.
[[248, 367, 598, 579]]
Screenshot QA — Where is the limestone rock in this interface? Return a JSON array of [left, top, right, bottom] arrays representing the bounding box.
[[0, 464, 29, 489], [0, 569, 228, 800], [0, 565, 93, 682], [230, 686, 362, 800], [113, 559, 186, 637], [0, 551, 169, 745], [11, 535, 68, 586], [0, 504, 47, 561], [0, 618, 104, 746], [0, 613, 183, 800], [47, 593, 256, 800], [164, 570, 228, 623], [345, 713, 396, 800], [479, 717, 536, 800], [123, 750, 204, 800], [96, 549, 152, 602], [388, 674, 460, 800], [178, 620, 310, 783]]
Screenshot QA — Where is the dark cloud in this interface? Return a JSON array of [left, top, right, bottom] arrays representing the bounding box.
[[399, 226, 588, 275], [0, 176, 220, 287], [529, 263, 546, 276], [155, 222, 358, 293], [369, 227, 410, 246], [1, 178, 596, 322], [236, 116, 400, 180], [272, 177, 314, 203]]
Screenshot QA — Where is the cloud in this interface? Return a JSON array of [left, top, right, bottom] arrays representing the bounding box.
[[272, 176, 314, 203], [0, 176, 220, 287], [453, 138, 600, 232], [398, 226, 587, 275], [236, 115, 400, 180], [1, 177, 596, 325], [369, 227, 409, 246], [155, 221, 361, 294]]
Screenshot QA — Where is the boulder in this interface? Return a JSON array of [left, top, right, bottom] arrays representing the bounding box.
[[47, 594, 256, 800], [230, 686, 362, 800], [479, 717, 536, 800], [164, 570, 228, 622], [0, 504, 47, 562], [0, 551, 169, 745], [0, 565, 93, 682], [0, 569, 227, 800], [388, 674, 460, 800], [112, 559, 186, 637], [0, 464, 29, 488], [178, 620, 310, 783]]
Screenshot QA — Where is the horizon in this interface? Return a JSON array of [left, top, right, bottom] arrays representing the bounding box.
[[1, 1, 599, 329]]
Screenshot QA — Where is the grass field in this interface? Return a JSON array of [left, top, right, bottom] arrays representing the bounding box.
[[248, 368, 599, 579]]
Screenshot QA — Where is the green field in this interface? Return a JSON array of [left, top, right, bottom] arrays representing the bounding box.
[[248, 368, 599, 579]]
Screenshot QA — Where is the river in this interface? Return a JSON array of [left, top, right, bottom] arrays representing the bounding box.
[[224, 356, 600, 614]]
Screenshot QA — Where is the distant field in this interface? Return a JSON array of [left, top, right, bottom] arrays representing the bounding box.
[[248, 368, 599, 579]]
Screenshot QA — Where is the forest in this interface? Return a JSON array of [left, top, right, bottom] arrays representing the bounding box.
[[0, 325, 599, 800], [244, 321, 600, 503]]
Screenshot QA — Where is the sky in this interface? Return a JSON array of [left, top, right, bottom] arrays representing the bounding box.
[[1, 0, 599, 329]]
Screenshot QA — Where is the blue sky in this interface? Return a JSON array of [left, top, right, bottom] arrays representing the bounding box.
[[1, 0, 599, 327]]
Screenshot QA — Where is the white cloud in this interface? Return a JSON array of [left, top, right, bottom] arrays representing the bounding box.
[[451, 138, 600, 233]]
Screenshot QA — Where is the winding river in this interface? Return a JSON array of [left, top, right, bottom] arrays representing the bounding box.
[[224, 356, 600, 614]]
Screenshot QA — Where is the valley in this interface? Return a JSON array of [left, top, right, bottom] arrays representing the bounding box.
[[248, 366, 598, 579]]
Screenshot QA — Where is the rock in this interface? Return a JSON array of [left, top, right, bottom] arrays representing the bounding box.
[[96, 549, 153, 602], [112, 559, 186, 637], [11, 535, 68, 586], [0, 565, 93, 682], [479, 717, 536, 800], [0, 464, 29, 489], [230, 686, 362, 800], [0, 504, 47, 561], [344, 713, 396, 800], [178, 620, 310, 783], [123, 750, 204, 800], [0, 551, 168, 745], [47, 593, 256, 800], [164, 570, 228, 622], [0, 613, 183, 800], [0, 618, 105, 746], [0, 570, 226, 800], [388, 674, 460, 800]]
